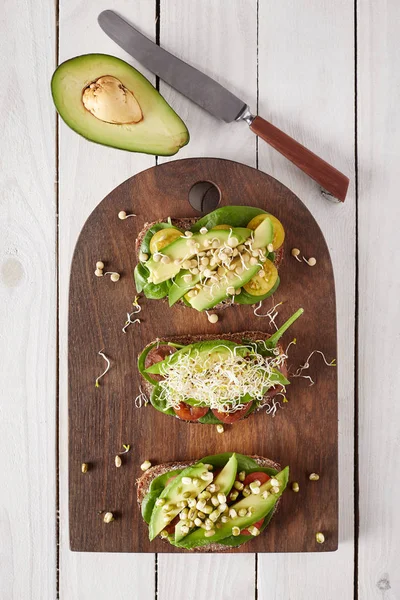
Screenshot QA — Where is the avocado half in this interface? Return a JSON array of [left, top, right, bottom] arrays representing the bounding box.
[[51, 54, 189, 156]]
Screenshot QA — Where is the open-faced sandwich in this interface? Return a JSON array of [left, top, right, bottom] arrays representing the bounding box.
[[138, 309, 302, 423], [138, 452, 289, 550], [134, 206, 285, 311]]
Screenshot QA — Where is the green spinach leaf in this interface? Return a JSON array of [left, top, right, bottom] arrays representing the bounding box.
[[150, 385, 176, 416], [191, 206, 266, 232], [197, 410, 221, 424]]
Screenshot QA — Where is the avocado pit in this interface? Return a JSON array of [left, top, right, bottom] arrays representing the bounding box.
[[82, 75, 143, 124]]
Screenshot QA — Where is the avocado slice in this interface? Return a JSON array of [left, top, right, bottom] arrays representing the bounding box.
[[213, 453, 238, 494], [252, 217, 274, 249], [51, 54, 189, 156], [146, 228, 251, 285], [188, 263, 261, 311], [176, 467, 289, 549], [149, 463, 212, 540], [168, 269, 202, 306], [144, 340, 238, 375], [174, 453, 238, 543]]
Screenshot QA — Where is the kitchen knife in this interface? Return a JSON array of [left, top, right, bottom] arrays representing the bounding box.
[[98, 10, 349, 202]]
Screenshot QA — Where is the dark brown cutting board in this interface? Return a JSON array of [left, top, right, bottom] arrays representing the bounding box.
[[69, 158, 337, 553]]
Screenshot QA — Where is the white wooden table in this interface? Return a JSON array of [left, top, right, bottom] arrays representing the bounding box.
[[1, 0, 399, 598]]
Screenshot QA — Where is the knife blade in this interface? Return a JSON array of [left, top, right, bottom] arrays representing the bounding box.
[[98, 10, 349, 202], [98, 10, 246, 123]]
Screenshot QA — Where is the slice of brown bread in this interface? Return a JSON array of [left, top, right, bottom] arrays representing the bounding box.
[[137, 454, 282, 552], [135, 218, 284, 311], [140, 330, 286, 403]]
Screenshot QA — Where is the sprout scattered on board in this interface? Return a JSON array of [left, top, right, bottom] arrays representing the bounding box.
[[95, 350, 111, 388], [253, 300, 283, 330], [122, 296, 142, 333], [105, 271, 120, 282], [134, 385, 149, 408], [114, 444, 131, 467], [292, 350, 337, 386], [118, 210, 136, 220]]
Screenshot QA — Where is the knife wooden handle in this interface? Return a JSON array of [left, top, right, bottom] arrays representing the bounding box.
[[250, 116, 349, 202]]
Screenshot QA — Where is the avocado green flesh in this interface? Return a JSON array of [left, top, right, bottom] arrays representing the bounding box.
[[252, 217, 273, 249], [51, 54, 189, 156], [174, 454, 239, 543], [176, 467, 289, 549], [189, 263, 261, 311], [149, 463, 210, 540], [187, 219, 273, 310], [213, 453, 238, 494], [144, 340, 238, 374], [168, 269, 201, 306], [146, 227, 251, 285], [149, 469, 184, 493]]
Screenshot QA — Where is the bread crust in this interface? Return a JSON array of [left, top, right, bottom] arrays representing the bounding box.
[[135, 218, 284, 311], [137, 455, 282, 552]]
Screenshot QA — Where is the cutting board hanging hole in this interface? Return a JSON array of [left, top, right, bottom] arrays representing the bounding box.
[[188, 181, 221, 214]]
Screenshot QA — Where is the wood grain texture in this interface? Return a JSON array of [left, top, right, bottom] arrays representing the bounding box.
[[68, 158, 338, 553], [256, 0, 356, 597], [158, 555, 255, 600], [358, 2, 400, 598], [0, 1, 57, 599], [58, 1, 156, 597], [158, 0, 258, 168]]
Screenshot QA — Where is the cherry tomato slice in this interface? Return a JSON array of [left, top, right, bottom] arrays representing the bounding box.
[[164, 515, 180, 535], [144, 345, 177, 381], [173, 402, 209, 421], [243, 471, 270, 487], [211, 402, 253, 424], [149, 228, 182, 254], [241, 518, 264, 536]]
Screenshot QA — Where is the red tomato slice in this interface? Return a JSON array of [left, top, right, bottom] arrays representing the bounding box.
[[164, 515, 180, 535], [243, 471, 270, 487], [211, 402, 253, 424], [144, 345, 177, 381], [173, 402, 209, 421], [241, 518, 264, 536]]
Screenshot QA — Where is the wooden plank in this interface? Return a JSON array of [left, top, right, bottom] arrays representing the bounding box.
[[68, 158, 338, 552], [157, 1, 258, 596], [0, 4, 57, 600], [58, 0, 156, 597], [0, 1, 57, 598], [158, 0, 258, 168], [357, 2, 400, 598], [158, 555, 255, 600], [257, 1, 356, 597]]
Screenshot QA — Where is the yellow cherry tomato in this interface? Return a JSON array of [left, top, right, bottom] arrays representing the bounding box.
[[246, 214, 285, 250], [211, 224, 232, 230], [243, 259, 278, 296], [149, 228, 182, 254]]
